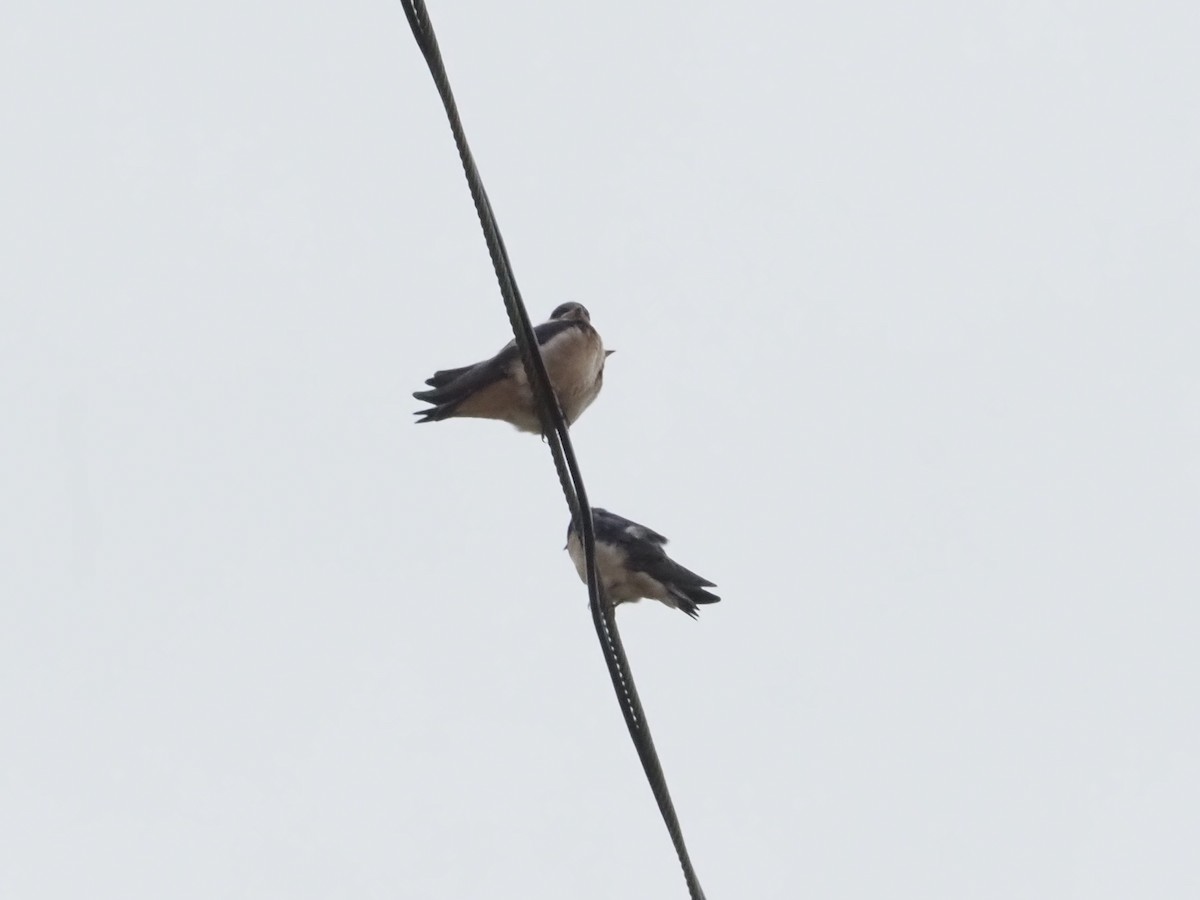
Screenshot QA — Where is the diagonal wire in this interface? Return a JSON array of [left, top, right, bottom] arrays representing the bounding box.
[[399, 3, 706, 898]]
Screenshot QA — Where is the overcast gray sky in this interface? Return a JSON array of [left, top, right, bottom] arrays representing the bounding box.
[[3, 1, 1198, 898]]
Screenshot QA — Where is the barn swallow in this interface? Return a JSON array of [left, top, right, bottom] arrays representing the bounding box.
[[566, 508, 721, 618], [413, 303, 611, 433]]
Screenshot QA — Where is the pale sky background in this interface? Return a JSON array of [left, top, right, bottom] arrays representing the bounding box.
[[3, 2, 1198, 898]]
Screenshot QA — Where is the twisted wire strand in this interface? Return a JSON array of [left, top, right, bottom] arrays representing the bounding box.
[[400, 3, 706, 897]]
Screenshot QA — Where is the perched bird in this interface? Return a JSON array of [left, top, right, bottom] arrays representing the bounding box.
[[566, 508, 721, 619], [413, 302, 611, 433]]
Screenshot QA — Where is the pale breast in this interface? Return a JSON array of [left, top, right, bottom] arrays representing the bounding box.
[[567, 532, 645, 605], [540, 326, 606, 426]]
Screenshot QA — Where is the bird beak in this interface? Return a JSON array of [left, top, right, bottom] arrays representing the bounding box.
[[605, 349, 616, 357]]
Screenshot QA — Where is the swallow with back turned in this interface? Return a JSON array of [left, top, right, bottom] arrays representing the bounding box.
[[414, 302, 611, 433], [566, 508, 721, 618]]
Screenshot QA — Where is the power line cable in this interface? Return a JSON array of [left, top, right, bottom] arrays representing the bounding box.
[[399, 3, 707, 898]]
